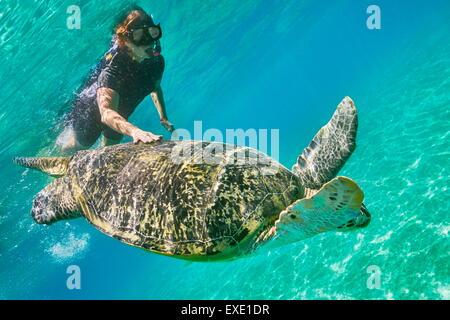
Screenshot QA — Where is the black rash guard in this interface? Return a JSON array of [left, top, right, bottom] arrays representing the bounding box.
[[64, 45, 165, 146]]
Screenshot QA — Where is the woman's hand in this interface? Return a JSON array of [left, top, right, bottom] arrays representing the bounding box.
[[131, 128, 162, 144], [160, 119, 175, 133]]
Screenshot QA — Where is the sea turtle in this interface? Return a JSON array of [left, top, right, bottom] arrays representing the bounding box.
[[14, 97, 370, 261]]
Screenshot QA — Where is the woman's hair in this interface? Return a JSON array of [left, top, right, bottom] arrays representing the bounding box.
[[113, 4, 148, 48]]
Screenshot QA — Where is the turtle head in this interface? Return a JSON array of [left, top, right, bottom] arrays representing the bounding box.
[[254, 177, 371, 252], [30, 178, 80, 225]]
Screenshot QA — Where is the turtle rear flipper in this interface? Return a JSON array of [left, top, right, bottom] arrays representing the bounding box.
[[292, 97, 358, 189], [270, 176, 370, 247], [13, 156, 70, 177], [32, 178, 81, 225]]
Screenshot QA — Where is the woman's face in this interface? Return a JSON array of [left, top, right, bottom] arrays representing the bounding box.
[[124, 14, 161, 60], [127, 28, 152, 59]]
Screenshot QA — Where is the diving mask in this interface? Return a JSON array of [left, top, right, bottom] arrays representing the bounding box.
[[124, 14, 162, 46]]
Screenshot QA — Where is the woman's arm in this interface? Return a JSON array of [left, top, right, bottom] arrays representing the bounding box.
[[150, 81, 167, 119], [97, 87, 136, 136], [97, 87, 162, 143], [150, 82, 175, 132]]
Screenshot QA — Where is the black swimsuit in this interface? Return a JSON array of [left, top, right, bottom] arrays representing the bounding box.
[[64, 43, 165, 146]]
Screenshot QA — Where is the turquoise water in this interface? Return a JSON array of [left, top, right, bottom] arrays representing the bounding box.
[[0, 0, 449, 299]]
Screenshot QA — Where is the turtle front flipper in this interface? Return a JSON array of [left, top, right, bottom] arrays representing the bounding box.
[[32, 178, 81, 225], [292, 97, 358, 189], [267, 176, 370, 248]]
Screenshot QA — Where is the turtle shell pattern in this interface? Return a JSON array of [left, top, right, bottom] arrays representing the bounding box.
[[68, 140, 304, 261]]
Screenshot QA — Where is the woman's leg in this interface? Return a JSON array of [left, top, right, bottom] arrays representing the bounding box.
[[55, 126, 88, 156], [101, 126, 123, 147], [56, 126, 95, 156], [56, 97, 102, 155]]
